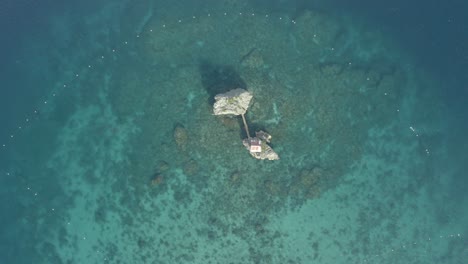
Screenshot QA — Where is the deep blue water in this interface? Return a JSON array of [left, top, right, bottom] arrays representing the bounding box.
[[0, 0, 467, 263]]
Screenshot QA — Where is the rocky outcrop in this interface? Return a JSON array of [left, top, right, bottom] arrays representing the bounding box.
[[213, 88, 253, 116], [242, 131, 279, 160]]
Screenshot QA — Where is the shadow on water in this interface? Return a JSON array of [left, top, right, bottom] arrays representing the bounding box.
[[198, 60, 247, 105], [199, 60, 265, 140]]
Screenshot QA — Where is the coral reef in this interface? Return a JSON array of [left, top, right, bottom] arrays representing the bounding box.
[[150, 174, 164, 187], [40, 2, 433, 263], [183, 159, 199, 176], [294, 168, 324, 199], [173, 124, 188, 151], [240, 48, 265, 69]]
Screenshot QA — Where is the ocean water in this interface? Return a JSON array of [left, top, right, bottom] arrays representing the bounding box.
[[0, 0, 467, 263]]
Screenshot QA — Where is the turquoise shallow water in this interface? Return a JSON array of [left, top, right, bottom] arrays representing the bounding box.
[[1, 1, 467, 263]]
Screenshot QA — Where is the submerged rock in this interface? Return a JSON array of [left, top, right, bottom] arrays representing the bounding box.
[[157, 160, 170, 172], [150, 174, 164, 187], [183, 159, 199, 176], [240, 48, 265, 69], [173, 124, 188, 150]]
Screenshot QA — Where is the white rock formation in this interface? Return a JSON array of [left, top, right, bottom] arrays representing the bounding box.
[[213, 88, 253, 116]]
